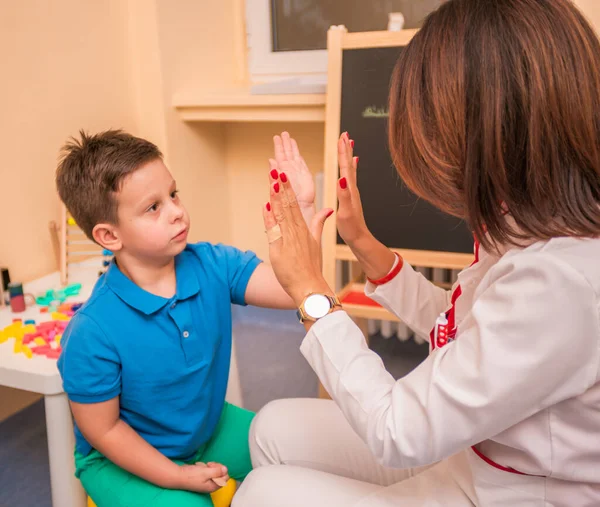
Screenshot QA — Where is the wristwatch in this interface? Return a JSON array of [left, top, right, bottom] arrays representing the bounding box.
[[297, 293, 342, 323]]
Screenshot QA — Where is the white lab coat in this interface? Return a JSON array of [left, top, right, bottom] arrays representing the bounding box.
[[298, 236, 600, 506]]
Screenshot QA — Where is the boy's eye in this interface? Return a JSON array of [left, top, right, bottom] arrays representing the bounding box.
[[171, 190, 179, 199], [147, 203, 158, 213]]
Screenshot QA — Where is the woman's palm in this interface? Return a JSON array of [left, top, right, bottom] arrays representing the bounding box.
[[272, 132, 315, 208]]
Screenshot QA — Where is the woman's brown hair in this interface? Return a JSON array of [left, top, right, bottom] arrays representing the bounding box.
[[389, 0, 600, 249]]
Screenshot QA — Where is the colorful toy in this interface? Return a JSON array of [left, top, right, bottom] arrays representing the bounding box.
[[36, 283, 82, 307], [210, 478, 237, 507], [98, 249, 114, 278], [1, 302, 82, 359]]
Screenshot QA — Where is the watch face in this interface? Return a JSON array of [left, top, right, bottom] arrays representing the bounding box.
[[304, 294, 331, 319]]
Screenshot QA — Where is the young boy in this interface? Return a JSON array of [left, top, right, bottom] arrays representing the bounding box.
[[56, 129, 327, 507]]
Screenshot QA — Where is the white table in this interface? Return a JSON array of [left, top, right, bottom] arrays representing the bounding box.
[[0, 262, 97, 507]]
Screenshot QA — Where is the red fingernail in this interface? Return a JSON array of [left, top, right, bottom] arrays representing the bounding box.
[[326, 209, 334, 218], [350, 140, 355, 148], [266, 202, 271, 212], [280, 172, 288, 183], [355, 156, 359, 164], [274, 182, 280, 193], [270, 169, 278, 179], [339, 177, 347, 189]]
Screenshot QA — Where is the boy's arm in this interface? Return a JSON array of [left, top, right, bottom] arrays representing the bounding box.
[[70, 398, 228, 492], [243, 263, 296, 309]]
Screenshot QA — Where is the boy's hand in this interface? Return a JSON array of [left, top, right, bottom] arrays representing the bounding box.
[[270, 132, 315, 223], [175, 461, 230, 493], [205, 461, 230, 488]]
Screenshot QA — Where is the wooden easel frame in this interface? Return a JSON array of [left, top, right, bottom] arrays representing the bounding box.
[[322, 27, 474, 322]]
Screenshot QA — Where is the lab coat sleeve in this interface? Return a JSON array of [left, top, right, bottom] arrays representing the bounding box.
[[300, 253, 600, 469], [364, 261, 451, 339]]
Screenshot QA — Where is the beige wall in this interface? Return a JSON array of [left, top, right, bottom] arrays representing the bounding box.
[[0, 0, 137, 283], [575, 0, 600, 32], [125, 0, 168, 150]]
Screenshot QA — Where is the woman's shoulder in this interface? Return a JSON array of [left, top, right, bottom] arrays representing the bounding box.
[[484, 236, 600, 301], [530, 237, 599, 295]]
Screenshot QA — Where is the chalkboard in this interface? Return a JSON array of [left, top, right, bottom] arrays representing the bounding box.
[[338, 46, 473, 254]]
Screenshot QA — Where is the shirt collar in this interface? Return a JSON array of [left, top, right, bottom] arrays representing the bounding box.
[[106, 250, 200, 315], [174, 249, 201, 301]]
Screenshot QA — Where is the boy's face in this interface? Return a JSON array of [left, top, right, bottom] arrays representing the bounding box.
[[112, 158, 190, 261]]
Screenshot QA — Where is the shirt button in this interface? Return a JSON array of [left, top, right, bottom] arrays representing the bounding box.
[[170, 302, 176, 309], [183, 331, 190, 338]]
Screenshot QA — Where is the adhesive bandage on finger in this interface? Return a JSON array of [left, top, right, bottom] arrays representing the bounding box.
[[212, 477, 228, 487], [265, 224, 282, 243]]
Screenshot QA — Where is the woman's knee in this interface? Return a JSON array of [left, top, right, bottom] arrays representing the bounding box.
[[250, 399, 289, 440], [249, 398, 340, 468], [251, 398, 334, 440], [248, 399, 294, 466], [232, 465, 279, 506]]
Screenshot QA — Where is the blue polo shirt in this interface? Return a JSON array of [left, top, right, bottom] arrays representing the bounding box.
[[57, 242, 261, 459]]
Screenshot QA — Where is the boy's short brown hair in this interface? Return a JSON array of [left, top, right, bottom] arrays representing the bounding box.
[[389, 0, 600, 250], [56, 130, 162, 241]]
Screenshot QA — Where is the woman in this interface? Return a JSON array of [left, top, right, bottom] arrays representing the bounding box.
[[234, 0, 600, 505]]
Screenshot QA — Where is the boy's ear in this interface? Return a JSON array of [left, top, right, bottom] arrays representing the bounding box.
[[92, 223, 123, 252]]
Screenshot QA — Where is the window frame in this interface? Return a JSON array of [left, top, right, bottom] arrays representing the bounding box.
[[245, 0, 329, 81]]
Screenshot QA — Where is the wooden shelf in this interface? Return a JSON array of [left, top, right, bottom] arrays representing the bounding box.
[[339, 282, 400, 321], [339, 277, 454, 322], [173, 88, 326, 123]]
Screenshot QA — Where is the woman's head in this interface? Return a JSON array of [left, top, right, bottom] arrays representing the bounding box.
[[389, 0, 600, 248]]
